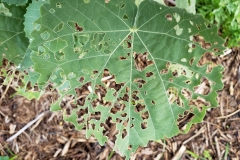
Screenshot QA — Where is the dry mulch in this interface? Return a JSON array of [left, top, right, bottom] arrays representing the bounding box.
[[0, 48, 239, 160]]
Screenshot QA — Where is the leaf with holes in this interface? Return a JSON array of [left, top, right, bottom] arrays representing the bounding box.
[[29, 0, 224, 159], [24, 0, 50, 41], [0, 2, 29, 66]]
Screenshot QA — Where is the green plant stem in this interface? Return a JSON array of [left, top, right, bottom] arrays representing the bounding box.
[[108, 150, 114, 160]]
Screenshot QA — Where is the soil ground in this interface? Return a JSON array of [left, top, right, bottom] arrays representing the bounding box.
[[0, 47, 239, 160]]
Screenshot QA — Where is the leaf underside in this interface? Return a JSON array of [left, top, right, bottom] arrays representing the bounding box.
[[5, 0, 225, 158]]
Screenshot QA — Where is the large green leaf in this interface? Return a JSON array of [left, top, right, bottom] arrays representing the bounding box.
[[0, 2, 29, 66], [29, 0, 224, 158]]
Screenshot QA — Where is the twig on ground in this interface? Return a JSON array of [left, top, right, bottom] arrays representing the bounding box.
[[207, 122, 216, 154], [215, 136, 221, 159], [6, 111, 47, 142], [157, 139, 171, 152], [0, 110, 6, 117], [172, 145, 186, 160], [228, 118, 240, 121], [31, 114, 45, 131], [217, 128, 232, 142], [154, 153, 163, 160], [221, 48, 232, 57], [0, 143, 8, 157], [0, 77, 13, 103], [75, 136, 96, 143], [53, 148, 62, 158], [61, 139, 71, 156], [216, 108, 240, 119], [204, 125, 209, 146], [183, 126, 205, 144], [13, 140, 19, 153], [220, 92, 224, 116]]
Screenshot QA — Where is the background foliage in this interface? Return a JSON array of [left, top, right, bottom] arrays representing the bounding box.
[[196, 0, 240, 47]]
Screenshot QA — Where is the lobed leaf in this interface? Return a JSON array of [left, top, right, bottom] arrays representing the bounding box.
[[0, 2, 29, 66], [29, 0, 224, 158]]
